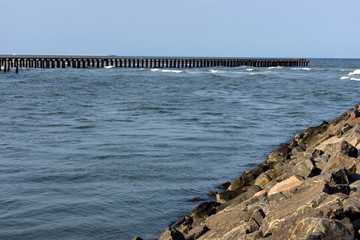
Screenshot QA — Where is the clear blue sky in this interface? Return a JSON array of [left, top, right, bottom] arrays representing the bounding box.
[[1, 0, 359, 58]]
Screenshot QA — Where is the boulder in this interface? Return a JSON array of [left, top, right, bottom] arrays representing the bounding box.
[[254, 172, 272, 188], [323, 140, 358, 158], [264, 145, 291, 167], [292, 159, 315, 178], [216, 190, 243, 203], [191, 202, 220, 220], [289, 217, 355, 240], [268, 175, 303, 196], [158, 229, 185, 240], [216, 181, 231, 189]]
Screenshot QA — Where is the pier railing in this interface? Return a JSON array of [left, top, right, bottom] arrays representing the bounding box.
[[0, 57, 309, 73]]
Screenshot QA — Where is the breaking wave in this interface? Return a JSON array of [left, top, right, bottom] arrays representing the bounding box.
[[349, 69, 360, 76]]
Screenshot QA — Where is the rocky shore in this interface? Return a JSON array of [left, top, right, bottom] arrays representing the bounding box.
[[136, 104, 360, 240]]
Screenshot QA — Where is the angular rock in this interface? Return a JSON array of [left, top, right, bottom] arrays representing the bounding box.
[[289, 217, 355, 240], [217, 185, 261, 211], [316, 136, 344, 151], [264, 145, 291, 167], [216, 181, 231, 189], [216, 189, 243, 203], [191, 202, 220, 220], [343, 197, 360, 220], [207, 191, 218, 197], [322, 152, 358, 173], [323, 140, 358, 158], [293, 159, 315, 178], [158, 229, 185, 240], [254, 172, 272, 188], [251, 164, 269, 177], [268, 175, 303, 196]]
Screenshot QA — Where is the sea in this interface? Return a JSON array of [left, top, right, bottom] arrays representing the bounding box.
[[1, 58, 360, 240]]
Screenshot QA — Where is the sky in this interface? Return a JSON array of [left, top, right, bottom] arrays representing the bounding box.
[[1, 0, 359, 58]]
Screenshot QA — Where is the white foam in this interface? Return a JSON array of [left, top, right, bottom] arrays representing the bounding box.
[[293, 67, 311, 71], [104, 66, 115, 69], [246, 68, 257, 72], [161, 69, 183, 73], [340, 76, 351, 80], [151, 68, 160, 72], [349, 69, 360, 75], [209, 69, 223, 73], [350, 77, 360, 81], [139, 68, 145, 71], [268, 66, 283, 69]]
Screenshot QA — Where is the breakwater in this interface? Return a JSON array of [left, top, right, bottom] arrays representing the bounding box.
[[0, 56, 309, 73], [152, 104, 360, 240]]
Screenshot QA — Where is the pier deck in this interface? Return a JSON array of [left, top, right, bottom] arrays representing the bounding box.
[[0, 56, 309, 73]]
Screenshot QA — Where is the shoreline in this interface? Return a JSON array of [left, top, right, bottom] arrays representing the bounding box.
[[137, 103, 360, 240]]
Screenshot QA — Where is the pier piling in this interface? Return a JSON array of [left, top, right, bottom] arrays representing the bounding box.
[[0, 56, 309, 73]]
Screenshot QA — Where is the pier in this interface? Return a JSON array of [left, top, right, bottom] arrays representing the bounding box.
[[0, 56, 309, 73]]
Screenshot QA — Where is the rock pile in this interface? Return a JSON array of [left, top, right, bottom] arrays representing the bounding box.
[[156, 104, 360, 240]]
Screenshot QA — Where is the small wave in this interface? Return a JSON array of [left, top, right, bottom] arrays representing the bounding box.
[[161, 69, 183, 73], [350, 78, 360, 81], [138, 68, 146, 71], [340, 76, 351, 80], [151, 68, 160, 72], [104, 66, 115, 69], [268, 66, 283, 69], [246, 68, 257, 72], [349, 69, 360, 75], [292, 68, 312, 71], [209, 69, 223, 73]]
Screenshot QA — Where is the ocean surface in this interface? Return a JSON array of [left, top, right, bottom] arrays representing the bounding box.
[[1, 58, 360, 240]]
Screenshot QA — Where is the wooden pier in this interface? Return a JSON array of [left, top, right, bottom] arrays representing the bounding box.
[[0, 56, 309, 73]]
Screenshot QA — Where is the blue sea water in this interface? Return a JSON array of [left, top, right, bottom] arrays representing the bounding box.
[[0, 58, 360, 240]]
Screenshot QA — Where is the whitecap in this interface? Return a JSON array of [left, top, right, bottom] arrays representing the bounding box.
[[268, 66, 283, 69], [161, 69, 183, 73], [104, 66, 115, 69], [246, 68, 257, 72], [209, 69, 223, 73], [138, 68, 145, 71], [151, 68, 160, 72], [349, 69, 360, 75], [293, 68, 311, 71], [350, 78, 360, 81], [340, 76, 351, 80]]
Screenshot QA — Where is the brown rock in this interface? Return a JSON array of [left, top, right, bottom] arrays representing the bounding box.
[[251, 164, 269, 177], [216, 190, 243, 203], [158, 229, 185, 240], [217, 185, 261, 212], [254, 172, 272, 188], [322, 152, 358, 173], [290, 217, 355, 240], [191, 202, 220, 220], [315, 136, 344, 151], [253, 190, 267, 197], [348, 118, 360, 127], [342, 124, 360, 146], [323, 140, 358, 158], [265, 146, 291, 166], [293, 159, 315, 178], [268, 175, 303, 196], [343, 196, 360, 219], [207, 191, 218, 197], [216, 181, 231, 189], [266, 167, 285, 181]]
